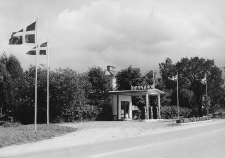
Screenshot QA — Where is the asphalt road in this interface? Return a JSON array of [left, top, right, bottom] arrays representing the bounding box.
[[3, 120, 225, 158]]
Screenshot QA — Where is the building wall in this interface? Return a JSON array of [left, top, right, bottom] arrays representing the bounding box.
[[110, 95, 132, 120], [111, 95, 117, 120]]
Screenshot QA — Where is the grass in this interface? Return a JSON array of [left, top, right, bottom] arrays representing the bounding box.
[[0, 122, 76, 148]]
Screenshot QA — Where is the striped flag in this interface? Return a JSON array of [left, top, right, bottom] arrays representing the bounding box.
[[27, 42, 47, 55], [9, 21, 36, 44]]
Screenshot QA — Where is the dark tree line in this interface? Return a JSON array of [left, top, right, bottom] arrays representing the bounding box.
[[0, 54, 111, 123], [0, 53, 224, 123], [116, 57, 224, 117]]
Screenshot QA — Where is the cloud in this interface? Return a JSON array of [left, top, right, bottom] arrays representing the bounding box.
[[56, 0, 177, 54], [50, 0, 225, 72]]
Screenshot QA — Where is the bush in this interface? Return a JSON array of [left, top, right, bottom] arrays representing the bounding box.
[[0, 121, 21, 127], [58, 104, 100, 122], [132, 110, 141, 120], [96, 104, 112, 121], [161, 106, 192, 119], [212, 112, 225, 118], [176, 116, 211, 123]]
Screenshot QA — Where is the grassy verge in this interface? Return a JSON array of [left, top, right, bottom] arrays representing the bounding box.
[[0, 122, 76, 148]]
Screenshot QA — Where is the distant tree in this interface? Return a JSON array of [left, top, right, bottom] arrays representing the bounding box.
[[116, 65, 142, 90], [115, 66, 145, 109], [86, 66, 112, 120], [86, 66, 109, 107], [0, 53, 25, 120], [176, 57, 224, 116], [0, 57, 11, 117], [49, 67, 88, 122], [143, 70, 165, 90], [159, 58, 176, 91]]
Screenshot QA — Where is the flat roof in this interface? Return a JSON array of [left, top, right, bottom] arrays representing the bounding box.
[[108, 89, 164, 96]]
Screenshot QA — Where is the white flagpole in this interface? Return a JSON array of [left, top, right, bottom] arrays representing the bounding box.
[[35, 17, 39, 131], [47, 39, 49, 125], [177, 72, 179, 119], [153, 70, 155, 89], [205, 74, 208, 115]]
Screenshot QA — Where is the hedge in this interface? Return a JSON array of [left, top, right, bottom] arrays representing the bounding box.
[[176, 116, 211, 123], [161, 106, 192, 119]]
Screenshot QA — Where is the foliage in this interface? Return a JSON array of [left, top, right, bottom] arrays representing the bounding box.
[[116, 65, 146, 109], [86, 66, 110, 107], [159, 58, 176, 90], [0, 121, 21, 127], [176, 116, 211, 123], [159, 57, 224, 117], [116, 65, 142, 90], [86, 66, 111, 121], [176, 57, 224, 116], [160, 106, 192, 119], [143, 70, 165, 90], [132, 110, 141, 120], [1, 52, 224, 124], [0, 53, 25, 120], [59, 104, 100, 122]]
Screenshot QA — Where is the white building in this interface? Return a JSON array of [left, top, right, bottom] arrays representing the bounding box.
[[107, 66, 164, 121]]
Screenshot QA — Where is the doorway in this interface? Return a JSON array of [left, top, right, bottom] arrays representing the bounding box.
[[121, 101, 129, 119]]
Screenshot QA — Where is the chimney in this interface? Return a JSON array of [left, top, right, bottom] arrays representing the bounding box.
[[107, 66, 117, 90]]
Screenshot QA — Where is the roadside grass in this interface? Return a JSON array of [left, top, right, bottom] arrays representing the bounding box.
[[0, 122, 76, 148]]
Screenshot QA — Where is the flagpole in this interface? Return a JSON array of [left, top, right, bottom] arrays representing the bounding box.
[[177, 72, 179, 119], [206, 74, 208, 115], [153, 70, 155, 89], [47, 39, 49, 125], [206, 74, 207, 97], [35, 17, 39, 131]]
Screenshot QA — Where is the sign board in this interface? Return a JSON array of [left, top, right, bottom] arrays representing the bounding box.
[[131, 84, 154, 90]]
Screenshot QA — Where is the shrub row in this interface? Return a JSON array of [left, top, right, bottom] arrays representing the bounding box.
[[176, 116, 211, 123], [0, 121, 21, 127], [55, 105, 100, 122], [161, 106, 192, 119], [212, 112, 225, 118]]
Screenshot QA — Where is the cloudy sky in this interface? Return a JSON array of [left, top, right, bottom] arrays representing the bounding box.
[[1, 0, 225, 73]]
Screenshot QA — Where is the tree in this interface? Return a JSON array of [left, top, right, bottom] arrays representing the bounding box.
[[176, 57, 224, 116], [86, 66, 109, 107], [159, 58, 176, 90], [49, 67, 88, 122], [86, 66, 111, 120], [0, 53, 25, 120], [159, 58, 177, 107], [115, 65, 146, 109], [116, 65, 142, 90]]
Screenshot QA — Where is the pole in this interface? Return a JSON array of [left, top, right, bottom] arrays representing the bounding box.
[[206, 74, 208, 115], [47, 39, 49, 125], [206, 74, 207, 97], [153, 70, 155, 89], [35, 17, 39, 131], [146, 94, 149, 120], [177, 72, 179, 119]]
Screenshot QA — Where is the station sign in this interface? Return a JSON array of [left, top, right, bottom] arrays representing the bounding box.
[[131, 84, 154, 90]]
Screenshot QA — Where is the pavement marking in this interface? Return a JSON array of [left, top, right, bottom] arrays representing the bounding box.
[[85, 128, 225, 158]]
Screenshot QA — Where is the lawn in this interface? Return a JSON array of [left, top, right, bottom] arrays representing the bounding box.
[[0, 122, 76, 148]]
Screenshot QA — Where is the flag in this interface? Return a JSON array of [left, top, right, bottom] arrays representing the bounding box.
[[25, 21, 36, 43], [168, 75, 177, 81], [201, 76, 206, 84], [9, 21, 36, 45], [27, 42, 47, 55], [9, 29, 23, 45]]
